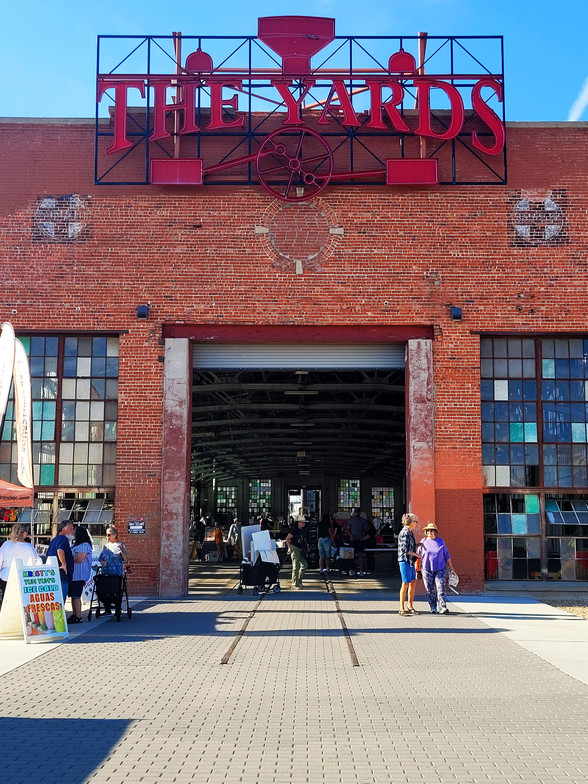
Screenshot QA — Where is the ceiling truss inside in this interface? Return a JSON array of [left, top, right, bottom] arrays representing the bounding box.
[[192, 368, 406, 484]]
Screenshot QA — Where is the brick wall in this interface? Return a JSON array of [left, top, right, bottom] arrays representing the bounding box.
[[1, 119, 586, 593]]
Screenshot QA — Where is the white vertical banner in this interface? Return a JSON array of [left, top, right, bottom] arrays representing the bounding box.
[[0, 322, 16, 422], [13, 338, 34, 490]]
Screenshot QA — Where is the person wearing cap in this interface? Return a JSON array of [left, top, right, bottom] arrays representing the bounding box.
[[417, 523, 455, 614], [397, 513, 419, 616]]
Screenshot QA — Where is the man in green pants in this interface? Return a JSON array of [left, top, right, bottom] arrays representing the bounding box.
[[286, 518, 308, 589]]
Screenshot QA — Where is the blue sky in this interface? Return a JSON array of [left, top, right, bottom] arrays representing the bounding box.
[[1, 0, 587, 121]]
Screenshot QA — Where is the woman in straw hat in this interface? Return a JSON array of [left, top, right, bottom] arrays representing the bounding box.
[[417, 523, 455, 614]]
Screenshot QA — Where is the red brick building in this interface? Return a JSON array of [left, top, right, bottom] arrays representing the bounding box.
[[1, 25, 587, 595]]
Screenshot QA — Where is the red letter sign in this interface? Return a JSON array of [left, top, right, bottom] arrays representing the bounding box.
[[207, 82, 245, 130], [98, 80, 146, 153], [317, 81, 360, 127], [366, 81, 410, 131], [271, 80, 316, 125], [471, 79, 505, 156], [150, 81, 200, 141], [415, 81, 464, 141]]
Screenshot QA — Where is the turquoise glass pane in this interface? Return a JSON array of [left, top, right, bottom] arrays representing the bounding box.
[[510, 423, 524, 442], [525, 494, 540, 513], [2, 422, 13, 440], [524, 423, 538, 442], [32, 421, 41, 440], [542, 359, 555, 378], [43, 401, 56, 419], [39, 464, 55, 485], [41, 420, 55, 439], [512, 514, 527, 534], [20, 336, 30, 354], [32, 401, 43, 419], [572, 422, 587, 442]]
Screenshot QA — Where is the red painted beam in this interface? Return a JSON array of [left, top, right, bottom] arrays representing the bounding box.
[[162, 324, 434, 341]]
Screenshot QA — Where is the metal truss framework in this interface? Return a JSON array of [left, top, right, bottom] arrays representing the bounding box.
[[191, 368, 406, 483], [96, 29, 506, 193]]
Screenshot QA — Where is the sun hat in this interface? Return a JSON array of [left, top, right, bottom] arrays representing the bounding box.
[[423, 522, 438, 532]]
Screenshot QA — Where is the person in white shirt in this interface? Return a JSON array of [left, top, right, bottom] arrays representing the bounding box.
[[0, 523, 38, 604]]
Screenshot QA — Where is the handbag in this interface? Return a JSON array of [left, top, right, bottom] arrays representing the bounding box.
[[448, 570, 460, 594]]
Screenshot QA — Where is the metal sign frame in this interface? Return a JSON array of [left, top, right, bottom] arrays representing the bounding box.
[[95, 18, 506, 199]]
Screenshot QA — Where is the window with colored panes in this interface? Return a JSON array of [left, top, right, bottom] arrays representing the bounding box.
[[337, 479, 360, 511], [0, 334, 118, 490]]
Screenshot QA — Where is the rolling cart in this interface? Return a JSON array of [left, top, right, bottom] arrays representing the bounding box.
[[238, 557, 281, 596], [333, 546, 357, 577]]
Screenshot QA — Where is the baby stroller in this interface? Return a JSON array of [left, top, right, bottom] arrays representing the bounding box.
[[88, 566, 132, 622]]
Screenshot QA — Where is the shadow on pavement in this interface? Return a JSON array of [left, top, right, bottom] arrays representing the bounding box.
[[0, 717, 132, 783], [64, 600, 499, 644]]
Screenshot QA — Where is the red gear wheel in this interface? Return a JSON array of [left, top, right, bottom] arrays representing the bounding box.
[[256, 127, 333, 202]]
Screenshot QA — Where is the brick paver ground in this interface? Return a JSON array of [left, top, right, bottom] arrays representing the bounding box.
[[1, 564, 587, 784]]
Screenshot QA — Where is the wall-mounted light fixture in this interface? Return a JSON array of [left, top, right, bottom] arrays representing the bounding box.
[[449, 306, 462, 321], [136, 305, 149, 319]]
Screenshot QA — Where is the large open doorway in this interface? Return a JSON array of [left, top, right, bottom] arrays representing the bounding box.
[[189, 344, 406, 571]]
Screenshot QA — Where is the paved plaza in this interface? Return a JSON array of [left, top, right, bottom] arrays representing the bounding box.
[[1, 565, 588, 784]]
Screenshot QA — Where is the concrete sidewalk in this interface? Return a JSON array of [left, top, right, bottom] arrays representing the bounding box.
[[1, 567, 587, 784]]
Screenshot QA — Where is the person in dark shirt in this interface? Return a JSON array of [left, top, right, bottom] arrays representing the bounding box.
[[46, 521, 75, 600], [317, 513, 335, 575], [348, 508, 369, 575], [286, 519, 308, 589]]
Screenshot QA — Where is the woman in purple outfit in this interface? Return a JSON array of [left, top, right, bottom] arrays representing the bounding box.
[[417, 522, 456, 615]]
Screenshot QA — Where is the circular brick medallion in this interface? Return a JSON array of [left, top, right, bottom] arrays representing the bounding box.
[[269, 203, 330, 264]]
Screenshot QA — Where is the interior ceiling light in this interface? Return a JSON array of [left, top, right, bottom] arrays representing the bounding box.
[[290, 422, 315, 428], [294, 370, 308, 375]]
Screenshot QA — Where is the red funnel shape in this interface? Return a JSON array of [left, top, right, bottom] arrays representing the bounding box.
[[258, 16, 335, 75]]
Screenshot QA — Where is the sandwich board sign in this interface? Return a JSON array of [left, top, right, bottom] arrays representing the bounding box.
[[0, 557, 69, 643]]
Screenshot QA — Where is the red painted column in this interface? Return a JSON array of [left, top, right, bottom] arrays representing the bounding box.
[[406, 338, 436, 524], [160, 338, 191, 595]]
